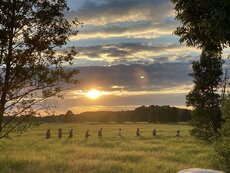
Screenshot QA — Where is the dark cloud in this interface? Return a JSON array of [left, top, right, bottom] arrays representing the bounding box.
[[76, 63, 192, 91], [66, 0, 173, 25], [79, 43, 171, 57], [76, 43, 197, 65]]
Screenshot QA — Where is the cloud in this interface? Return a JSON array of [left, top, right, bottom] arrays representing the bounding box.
[[54, 62, 193, 113], [66, 0, 173, 25], [74, 43, 199, 66], [65, 0, 178, 40], [50, 0, 197, 114], [70, 17, 179, 40], [73, 63, 192, 92]]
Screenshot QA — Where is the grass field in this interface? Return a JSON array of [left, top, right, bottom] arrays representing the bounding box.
[[0, 123, 216, 173]]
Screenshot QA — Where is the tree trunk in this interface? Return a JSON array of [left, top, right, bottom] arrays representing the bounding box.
[[0, 11, 14, 133], [0, 64, 11, 133]]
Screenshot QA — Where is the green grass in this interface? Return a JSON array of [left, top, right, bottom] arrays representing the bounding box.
[[0, 123, 216, 173]]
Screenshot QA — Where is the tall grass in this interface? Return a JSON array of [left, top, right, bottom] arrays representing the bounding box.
[[0, 123, 216, 173]]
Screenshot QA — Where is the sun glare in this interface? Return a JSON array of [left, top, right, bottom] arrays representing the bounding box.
[[86, 89, 102, 99]]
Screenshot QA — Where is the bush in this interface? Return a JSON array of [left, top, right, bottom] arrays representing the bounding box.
[[214, 94, 230, 172], [214, 137, 230, 172]]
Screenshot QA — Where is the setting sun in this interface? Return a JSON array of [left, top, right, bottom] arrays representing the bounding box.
[[86, 89, 102, 99]]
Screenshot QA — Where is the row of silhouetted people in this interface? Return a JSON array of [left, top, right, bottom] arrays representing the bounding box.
[[45, 128, 181, 139]]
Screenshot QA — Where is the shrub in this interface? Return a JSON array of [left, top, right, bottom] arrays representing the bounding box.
[[214, 94, 230, 172]]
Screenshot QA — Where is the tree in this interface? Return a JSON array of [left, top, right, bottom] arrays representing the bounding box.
[[186, 52, 223, 138], [171, 0, 230, 138], [65, 110, 75, 116], [214, 94, 230, 172], [0, 0, 81, 138], [171, 0, 230, 54]]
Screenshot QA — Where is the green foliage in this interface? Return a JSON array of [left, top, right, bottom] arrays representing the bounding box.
[[214, 94, 230, 172], [171, 0, 230, 53], [214, 138, 230, 172], [0, 123, 216, 173], [171, 0, 227, 140], [221, 95, 230, 137], [77, 105, 191, 123], [171, 1, 230, 171], [0, 0, 80, 137], [186, 52, 223, 139]]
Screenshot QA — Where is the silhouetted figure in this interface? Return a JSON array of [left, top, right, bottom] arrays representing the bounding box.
[[98, 128, 103, 137], [58, 128, 62, 139], [152, 128, 156, 136], [69, 129, 73, 138], [136, 128, 141, 136], [118, 128, 122, 137], [85, 130, 90, 138], [176, 130, 180, 137], [46, 129, 51, 139]]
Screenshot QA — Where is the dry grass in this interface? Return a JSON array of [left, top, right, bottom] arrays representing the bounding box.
[[0, 123, 215, 173]]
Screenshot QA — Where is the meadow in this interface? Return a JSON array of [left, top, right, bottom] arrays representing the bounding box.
[[0, 123, 216, 173]]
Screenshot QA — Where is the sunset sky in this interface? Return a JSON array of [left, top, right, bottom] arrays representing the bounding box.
[[51, 0, 228, 114]]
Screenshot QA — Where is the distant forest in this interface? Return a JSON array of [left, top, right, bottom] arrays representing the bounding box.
[[12, 105, 191, 123]]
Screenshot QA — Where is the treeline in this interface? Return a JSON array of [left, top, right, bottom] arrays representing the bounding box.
[[78, 105, 191, 123], [22, 105, 191, 123]]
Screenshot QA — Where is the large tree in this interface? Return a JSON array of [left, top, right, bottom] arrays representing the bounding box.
[[0, 0, 80, 138], [171, 0, 230, 54], [186, 52, 223, 138], [171, 0, 230, 138]]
